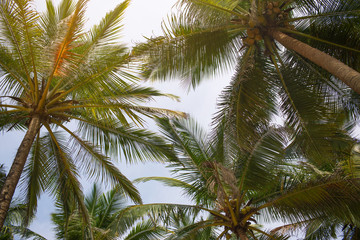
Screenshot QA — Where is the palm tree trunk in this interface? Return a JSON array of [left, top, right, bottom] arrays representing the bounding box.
[[0, 116, 41, 229], [237, 229, 249, 240], [269, 30, 360, 94]]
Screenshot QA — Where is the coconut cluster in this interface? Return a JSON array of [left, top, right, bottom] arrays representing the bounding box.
[[266, 1, 281, 15], [235, 1, 295, 46], [244, 27, 262, 45], [264, 1, 294, 29]]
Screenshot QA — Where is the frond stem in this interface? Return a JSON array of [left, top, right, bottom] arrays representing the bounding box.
[[239, 128, 276, 193], [46, 63, 122, 108], [248, 226, 276, 239], [0, 104, 29, 111], [271, 48, 321, 159], [18, 2, 39, 102]]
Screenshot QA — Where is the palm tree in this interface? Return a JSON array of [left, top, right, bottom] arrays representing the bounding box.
[[52, 184, 169, 240], [134, 0, 360, 171], [135, 0, 360, 91], [130, 118, 360, 239], [0, 0, 183, 230]]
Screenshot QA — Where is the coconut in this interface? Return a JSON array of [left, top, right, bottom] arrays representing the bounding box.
[[248, 20, 256, 28], [244, 38, 255, 45], [255, 34, 262, 41], [247, 29, 256, 38], [258, 16, 266, 24]]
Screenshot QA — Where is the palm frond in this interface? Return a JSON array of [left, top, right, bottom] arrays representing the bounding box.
[[165, 219, 220, 240], [57, 121, 142, 204], [96, 187, 128, 228], [41, 0, 88, 97], [20, 133, 49, 225], [274, 57, 354, 168], [75, 116, 176, 163], [85, 184, 101, 216], [237, 127, 287, 193], [0, 0, 37, 87], [133, 15, 240, 87], [0, 44, 28, 95], [125, 220, 167, 240], [10, 225, 47, 240], [261, 176, 360, 224], [157, 117, 209, 165], [212, 48, 277, 153], [176, 0, 246, 19], [85, 0, 129, 48], [42, 128, 92, 237], [135, 176, 204, 203], [156, 118, 216, 205]]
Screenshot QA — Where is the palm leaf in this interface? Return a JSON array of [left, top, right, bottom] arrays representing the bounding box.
[[85, 0, 129, 49], [237, 127, 287, 193], [57, 121, 142, 204], [96, 187, 127, 228], [75, 116, 175, 163], [0, 0, 35, 86], [212, 48, 277, 153], [20, 133, 49, 225], [135, 176, 203, 204], [85, 184, 101, 217], [40, 0, 88, 104], [125, 220, 167, 240], [134, 15, 240, 87], [261, 176, 360, 224], [42, 128, 92, 238]]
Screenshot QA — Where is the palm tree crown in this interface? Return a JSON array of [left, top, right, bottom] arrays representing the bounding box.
[[136, 0, 360, 90], [134, 0, 360, 172], [52, 183, 173, 240], [133, 118, 360, 239]]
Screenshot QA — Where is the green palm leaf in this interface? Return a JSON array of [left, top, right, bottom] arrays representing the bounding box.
[[20, 133, 49, 224], [43, 128, 92, 238], [261, 176, 360, 224], [125, 220, 167, 240]]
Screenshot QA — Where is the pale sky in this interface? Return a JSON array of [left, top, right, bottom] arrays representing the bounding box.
[[0, 0, 231, 238]]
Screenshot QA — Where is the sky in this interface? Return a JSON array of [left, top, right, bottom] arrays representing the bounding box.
[[0, 0, 232, 238]]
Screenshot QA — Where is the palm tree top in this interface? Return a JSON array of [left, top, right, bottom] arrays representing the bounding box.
[[134, 0, 360, 93], [132, 118, 360, 239]]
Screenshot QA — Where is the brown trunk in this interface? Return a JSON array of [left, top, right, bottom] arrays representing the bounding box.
[[237, 229, 249, 240], [270, 30, 360, 94], [0, 117, 41, 229]]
